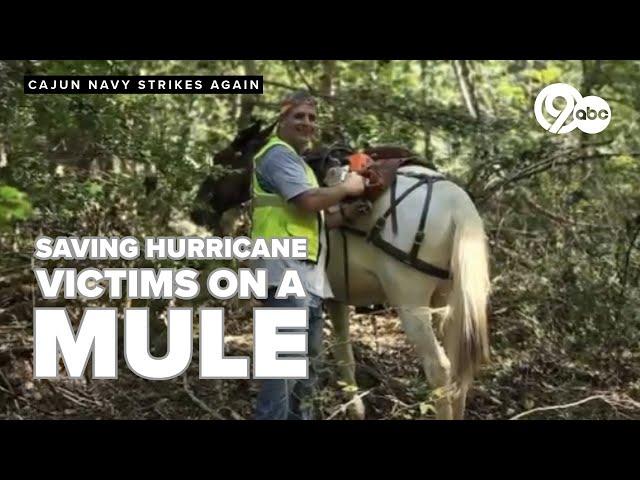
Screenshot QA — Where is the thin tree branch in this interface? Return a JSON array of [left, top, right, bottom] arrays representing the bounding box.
[[326, 389, 372, 420], [482, 152, 640, 199], [521, 195, 609, 229], [620, 221, 640, 288], [511, 395, 609, 419], [182, 372, 225, 420], [510, 393, 640, 420], [291, 60, 315, 93]]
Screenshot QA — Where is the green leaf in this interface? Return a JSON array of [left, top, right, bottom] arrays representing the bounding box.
[[0, 185, 33, 227], [85, 182, 103, 197]]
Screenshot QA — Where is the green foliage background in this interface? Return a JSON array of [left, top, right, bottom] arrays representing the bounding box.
[[1, 60, 639, 419]]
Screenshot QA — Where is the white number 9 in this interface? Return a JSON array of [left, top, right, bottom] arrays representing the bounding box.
[[534, 83, 583, 134]]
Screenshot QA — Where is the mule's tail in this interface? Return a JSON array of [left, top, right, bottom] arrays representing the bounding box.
[[444, 194, 491, 386]]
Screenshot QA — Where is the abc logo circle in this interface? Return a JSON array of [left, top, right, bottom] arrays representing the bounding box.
[[573, 96, 611, 134], [534, 83, 611, 134]]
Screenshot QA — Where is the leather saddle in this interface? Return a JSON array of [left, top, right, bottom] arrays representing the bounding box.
[[304, 144, 450, 305], [308, 144, 434, 202], [358, 146, 424, 202]]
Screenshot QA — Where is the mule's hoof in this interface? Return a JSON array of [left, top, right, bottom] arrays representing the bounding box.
[[347, 397, 366, 420]]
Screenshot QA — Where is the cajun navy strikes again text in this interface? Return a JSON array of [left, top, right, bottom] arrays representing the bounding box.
[[27, 79, 81, 90], [26, 78, 261, 93], [136, 79, 261, 91]]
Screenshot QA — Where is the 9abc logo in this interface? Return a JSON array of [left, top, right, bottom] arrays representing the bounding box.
[[534, 83, 611, 134]]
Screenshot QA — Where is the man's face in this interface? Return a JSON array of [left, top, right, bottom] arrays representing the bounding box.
[[278, 103, 317, 152]]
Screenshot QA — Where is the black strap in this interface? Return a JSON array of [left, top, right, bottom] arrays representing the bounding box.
[[367, 175, 431, 242], [410, 177, 437, 260], [398, 171, 441, 179], [390, 177, 398, 235], [363, 173, 451, 280], [340, 225, 367, 237], [339, 224, 450, 280], [369, 234, 451, 279]]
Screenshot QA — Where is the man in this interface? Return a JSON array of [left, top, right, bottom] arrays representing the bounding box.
[[250, 90, 366, 420]]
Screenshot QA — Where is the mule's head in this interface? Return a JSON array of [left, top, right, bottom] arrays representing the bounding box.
[[229, 119, 276, 163], [190, 119, 275, 229]]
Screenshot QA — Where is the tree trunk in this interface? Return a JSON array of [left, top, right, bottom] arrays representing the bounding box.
[[237, 60, 258, 130], [420, 60, 433, 163], [468, 61, 496, 116], [452, 60, 480, 120], [320, 60, 336, 97], [578, 60, 602, 175], [319, 61, 341, 144], [0, 139, 7, 170]]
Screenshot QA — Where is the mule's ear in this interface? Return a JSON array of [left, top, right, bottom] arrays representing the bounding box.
[[231, 120, 262, 149], [258, 118, 278, 140]]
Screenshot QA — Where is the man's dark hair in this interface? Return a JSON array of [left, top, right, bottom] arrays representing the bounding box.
[[280, 90, 317, 118]]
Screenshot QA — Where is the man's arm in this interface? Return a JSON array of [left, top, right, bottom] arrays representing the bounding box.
[[256, 146, 365, 214], [290, 172, 365, 213], [291, 184, 351, 213]]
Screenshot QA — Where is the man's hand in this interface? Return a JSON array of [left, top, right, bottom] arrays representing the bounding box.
[[290, 172, 366, 213], [341, 172, 366, 197]]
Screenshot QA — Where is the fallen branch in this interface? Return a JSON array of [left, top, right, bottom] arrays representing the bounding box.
[[218, 406, 245, 421], [326, 389, 371, 420], [57, 385, 98, 408], [57, 387, 92, 408], [152, 398, 170, 420], [510, 393, 640, 420], [182, 373, 225, 420]]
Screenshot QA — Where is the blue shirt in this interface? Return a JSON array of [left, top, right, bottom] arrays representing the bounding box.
[[253, 144, 333, 299]]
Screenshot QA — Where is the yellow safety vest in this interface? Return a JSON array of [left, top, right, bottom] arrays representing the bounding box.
[[251, 136, 320, 262]]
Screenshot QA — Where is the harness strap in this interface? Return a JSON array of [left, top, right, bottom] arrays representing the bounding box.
[[410, 176, 437, 260], [363, 172, 451, 280], [390, 177, 398, 235], [369, 234, 451, 279], [340, 225, 367, 237], [339, 223, 451, 280], [367, 175, 431, 242]]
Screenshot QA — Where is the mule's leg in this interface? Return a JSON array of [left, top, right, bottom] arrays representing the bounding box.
[[452, 384, 469, 420], [326, 299, 365, 420], [398, 306, 453, 420], [433, 287, 470, 420], [431, 285, 473, 420]]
